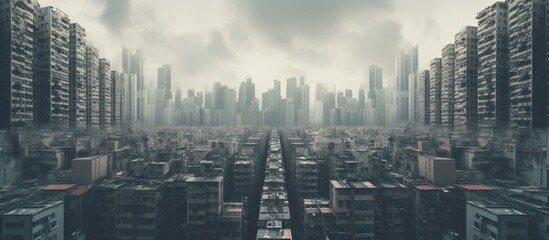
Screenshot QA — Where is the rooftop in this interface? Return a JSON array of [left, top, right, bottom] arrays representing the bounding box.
[[4, 201, 63, 216], [256, 228, 292, 240], [468, 201, 527, 216], [455, 184, 493, 191], [42, 184, 76, 191]]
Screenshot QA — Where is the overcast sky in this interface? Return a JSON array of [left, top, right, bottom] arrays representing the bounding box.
[[42, 0, 495, 95]]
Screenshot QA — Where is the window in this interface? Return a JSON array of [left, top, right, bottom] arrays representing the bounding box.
[[4, 221, 23, 229]]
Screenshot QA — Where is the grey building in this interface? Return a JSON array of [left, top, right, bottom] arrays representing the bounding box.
[[99, 58, 111, 127], [477, 2, 509, 132], [418, 71, 430, 126], [2, 201, 64, 240], [0, 0, 35, 130], [69, 23, 87, 129], [110, 71, 123, 126], [85, 46, 100, 127], [429, 58, 442, 127], [441, 44, 455, 130], [453, 26, 479, 133], [508, 0, 548, 129], [466, 201, 528, 240], [34, 6, 71, 128], [122, 47, 145, 124]]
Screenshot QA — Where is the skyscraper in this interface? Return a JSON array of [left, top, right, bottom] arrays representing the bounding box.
[[85, 46, 99, 127], [441, 44, 455, 130], [430, 58, 442, 127], [408, 73, 419, 123], [395, 50, 411, 122], [69, 23, 87, 129], [34, 6, 71, 128], [122, 46, 145, 124], [126, 74, 137, 123], [0, 0, 35, 130], [453, 26, 479, 133], [367, 65, 383, 107], [155, 64, 171, 125], [238, 78, 256, 125], [110, 71, 122, 125], [99, 58, 111, 127], [508, 0, 548, 129], [394, 46, 418, 123], [419, 70, 431, 126], [286, 77, 298, 100], [477, 2, 509, 132]]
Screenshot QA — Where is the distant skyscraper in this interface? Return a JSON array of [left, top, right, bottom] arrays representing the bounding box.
[[126, 74, 137, 123], [368, 66, 383, 97], [299, 84, 310, 125], [156, 64, 172, 125], [395, 50, 411, 122], [69, 23, 87, 129], [430, 58, 442, 127], [286, 77, 298, 100], [419, 70, 431, 126], [441, 44, 455, 130], [477, 2, 509, 132], [0, 0, 35, 129], [508, 0, 548, 129], [99, 58, 111, 127], [394, 46, 418, 123], [453, 26, 478, 133], [34, 6, 71, 128], [238, 78, 256, 125], [86, 46, 100, 127], [122, 46, 145, 123]]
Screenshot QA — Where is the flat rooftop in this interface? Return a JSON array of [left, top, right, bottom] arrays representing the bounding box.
[[4, 201, 63, 216], [256, 228, 292, 240], [468, 201, 526, 216]]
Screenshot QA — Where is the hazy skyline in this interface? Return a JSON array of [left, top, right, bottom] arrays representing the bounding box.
[[42, 0, 495, 94]]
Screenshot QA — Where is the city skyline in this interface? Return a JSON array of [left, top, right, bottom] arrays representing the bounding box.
[[40, 0, 497, 94]]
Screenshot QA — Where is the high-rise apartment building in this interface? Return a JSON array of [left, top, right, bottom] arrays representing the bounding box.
[[34, 6, 71, 128], [99, 58, 111, 127], [110, 71, 122, 125], [441, 44, 455, 130], [508, 0, 548, 129], [85, 46, 100, 127], [69, 23, 87, 129], [429, 58, 442, 127], [453, 26, 479, 133], [477, 2, 509, 132], [0, 0, 35, 130], [419, 70, 430, 126], [408, 73, 419, 123]]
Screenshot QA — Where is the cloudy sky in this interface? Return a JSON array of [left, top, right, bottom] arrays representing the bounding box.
[[42, 0, 494, 95]]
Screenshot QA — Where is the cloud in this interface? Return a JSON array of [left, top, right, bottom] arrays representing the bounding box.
[[346, 20, 404, 77], [231, 0, 394, 46], [100, 0, 131, 36]]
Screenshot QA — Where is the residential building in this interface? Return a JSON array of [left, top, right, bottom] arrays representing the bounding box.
[[0, 0, 35, 129], [69, 23, 87, 128], [466, 201, 528, 240], [453, 26, 479, 133], [429, 58, 442, 127], [477, 2, 510, 133], [34, 6, 71, 128], [1, 201, 64, 240]]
